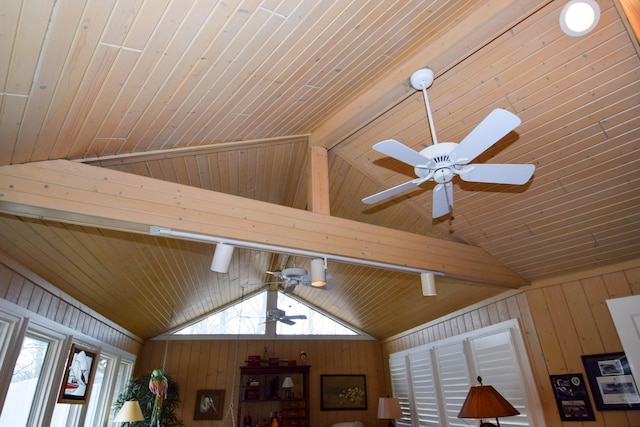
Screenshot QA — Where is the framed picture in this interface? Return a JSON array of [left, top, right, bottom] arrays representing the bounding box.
[[549, 373, 595, 421], [57, 343, 97, 404], [194, 389, 225, 420], [321, 374, 367, 410], [581, 352, 640, 411]]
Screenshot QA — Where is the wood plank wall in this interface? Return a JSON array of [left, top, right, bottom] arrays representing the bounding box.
[[136, 338, 385, 427], [382, 259, 640, 427], [0, 251, 142, 354]]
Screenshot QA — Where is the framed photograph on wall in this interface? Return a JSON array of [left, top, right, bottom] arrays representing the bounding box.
[[193, 389, 225, 420], [320, 374, 367, 410], [57, 343, 97, 404], [549, 373, 595, 421], [581, 352, 640, 411]]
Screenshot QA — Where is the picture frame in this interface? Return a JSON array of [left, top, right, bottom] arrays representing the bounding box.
[[57, 343, 97, 404], [320, 374, 367, 411], [549, 373, 595, 421], [194, 389, 225, 420], [581, 352, 640, 411]]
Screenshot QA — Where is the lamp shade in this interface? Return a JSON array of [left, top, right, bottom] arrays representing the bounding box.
[[377, 397, 402, 419], [210, 243, 234, 273], [421, 272, 436, 296], [282, 376, 294, 388], [310, 258, 326, 287], [458, 384, 520, 419], [113, 401, 145, 422]]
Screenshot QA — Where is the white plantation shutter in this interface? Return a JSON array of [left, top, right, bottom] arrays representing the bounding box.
[[389, 353, 412, 427], [469, 330, 533, 426], [408, 349, 440, 426], [434, 342, 473, 427], [388, 319, 544, 427]]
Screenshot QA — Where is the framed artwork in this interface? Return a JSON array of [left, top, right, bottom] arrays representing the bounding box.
[[549, 373, 595, 421], [320, 374, 367, 410], [57, 343, 97, 404], [194, 389, 225, 420], [581, 352, 640, 411]]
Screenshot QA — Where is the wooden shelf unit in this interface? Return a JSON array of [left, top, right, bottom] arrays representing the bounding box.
[[238, 365, 310, 427]]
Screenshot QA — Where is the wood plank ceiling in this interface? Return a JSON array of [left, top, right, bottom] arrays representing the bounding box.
[[0, 0, 638, 341]]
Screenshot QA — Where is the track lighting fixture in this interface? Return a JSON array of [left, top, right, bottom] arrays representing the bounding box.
[[310, 258, 327, 287], [210, 242, 234, 273], [421, 272, 437, 296]]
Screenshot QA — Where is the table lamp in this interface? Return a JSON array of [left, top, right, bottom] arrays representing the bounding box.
[[377, 397, 402, 427], [113, 400, 145, 425], [458, 377, 520, 427], [282, 376, 295, 399]]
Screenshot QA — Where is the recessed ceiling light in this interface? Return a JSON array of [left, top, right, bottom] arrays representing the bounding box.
[[560, 0, 600, 37]]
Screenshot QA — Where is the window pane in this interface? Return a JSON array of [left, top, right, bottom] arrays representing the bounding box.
[[107, 359, 135, 425], [84, 356, 109, 426], [0, 335, 50, 426]]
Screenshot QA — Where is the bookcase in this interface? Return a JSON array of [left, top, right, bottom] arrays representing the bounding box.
[[238, 364, 310, 427]]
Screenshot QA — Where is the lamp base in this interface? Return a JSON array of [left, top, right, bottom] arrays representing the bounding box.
[[387, 421, 394, 427]]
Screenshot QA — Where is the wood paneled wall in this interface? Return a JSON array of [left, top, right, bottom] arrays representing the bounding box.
[[137, 338, 385, 427], [382, 259, 640, 427], [0, 251, 142, 354]]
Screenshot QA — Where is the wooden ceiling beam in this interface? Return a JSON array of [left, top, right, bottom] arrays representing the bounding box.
[[309, 0, 550, 149], [0, 160, 528, 288]]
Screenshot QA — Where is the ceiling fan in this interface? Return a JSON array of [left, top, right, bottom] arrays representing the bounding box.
[[266, 308, 307, 325], [266, 266, 334, 293], [362, 68, 535, 218]]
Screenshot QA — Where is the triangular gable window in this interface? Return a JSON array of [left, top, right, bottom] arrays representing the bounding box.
[[173, 290, 359, 336], [174, 291, 267, 335], [275, 293, 357, 335]]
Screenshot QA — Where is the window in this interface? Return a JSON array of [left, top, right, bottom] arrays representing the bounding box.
[[174, 290, 361, 336], [0, 303, 137, 427], [389, 319, 544, 427], [0, 325, 66, 427], [106, 358, 135, 425]]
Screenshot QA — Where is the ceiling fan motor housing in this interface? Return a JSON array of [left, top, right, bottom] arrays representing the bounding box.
[[417, 142, 459, 183]]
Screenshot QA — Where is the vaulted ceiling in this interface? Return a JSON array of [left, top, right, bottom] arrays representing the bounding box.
[[0, 0, 638, 341]]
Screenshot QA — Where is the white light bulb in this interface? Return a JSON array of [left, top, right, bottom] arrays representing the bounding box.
[[565, 2, 595, 32]]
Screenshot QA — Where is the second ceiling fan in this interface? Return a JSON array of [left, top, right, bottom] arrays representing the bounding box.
[[362, 68, 535, 218]]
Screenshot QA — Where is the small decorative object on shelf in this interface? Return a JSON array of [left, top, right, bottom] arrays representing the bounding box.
[[238, 364, 310, 427], [243, 412, 252, 427], [299, 351, 307, 366]]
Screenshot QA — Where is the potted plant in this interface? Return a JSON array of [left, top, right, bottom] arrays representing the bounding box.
[[113, 372, 183, 426]]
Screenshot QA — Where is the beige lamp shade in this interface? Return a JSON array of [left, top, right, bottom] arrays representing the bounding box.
[[377, 397, 402, 419], [113, 401, 145, 422], [282, 376, 294, 388]]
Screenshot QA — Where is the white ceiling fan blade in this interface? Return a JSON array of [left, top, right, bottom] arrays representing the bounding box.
[[373, 139, 432, 167], [450, 109, 521, 164], [459, 164, 535, 185], [286, 315, 307, 320], [362, 177, 430, 205], [432, 182, 453, 218]]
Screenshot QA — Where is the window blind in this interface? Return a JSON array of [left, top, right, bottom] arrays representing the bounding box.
[[389, 319, 544, 427]]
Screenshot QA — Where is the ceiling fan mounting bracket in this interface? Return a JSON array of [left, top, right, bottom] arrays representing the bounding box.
[[410, 68, 434, 90]]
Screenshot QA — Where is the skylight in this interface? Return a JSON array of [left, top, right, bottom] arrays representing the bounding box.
[[173, 290, 358, 336]]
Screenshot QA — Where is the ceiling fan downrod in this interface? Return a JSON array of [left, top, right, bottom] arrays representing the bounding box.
[[410, 68, 438, 145]]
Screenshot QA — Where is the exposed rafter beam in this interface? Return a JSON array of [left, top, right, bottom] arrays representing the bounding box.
[[0, 160, 528, 287], [309, 0, 550, 149]]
